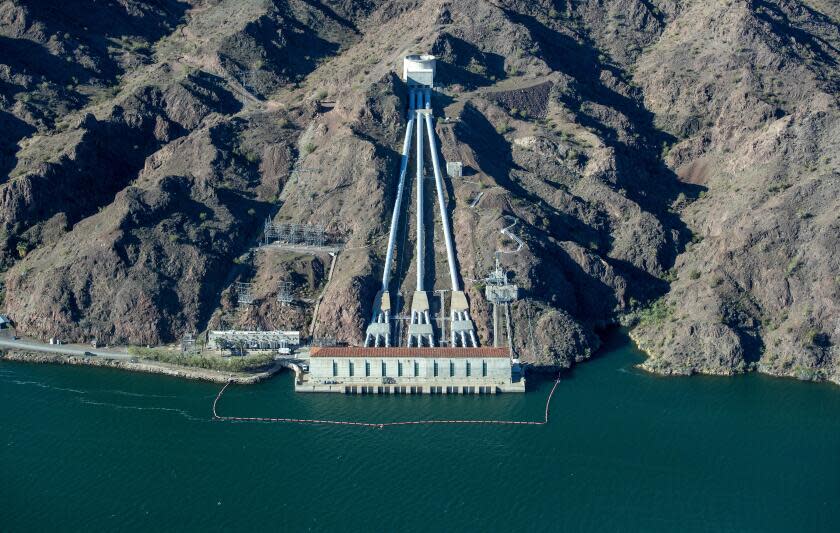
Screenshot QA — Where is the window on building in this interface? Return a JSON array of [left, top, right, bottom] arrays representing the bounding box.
[[466, 361, 471, 377], [365, 360, 370, 377], [482, 360, 487, 377], [398, 361, 403, 377], [382, 360, 387, 376], [332, 360, 337, 377], [349, 361, 354, 377], [433, 361, 439, 377], [449, 361, 454, 377], [414, 361, 419, 376]]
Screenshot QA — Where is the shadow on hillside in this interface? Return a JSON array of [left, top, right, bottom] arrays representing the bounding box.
[[501, 9, 704, 270], [24, 0, 189, 41], [185, 71, 243, 117], [0, 112, 35, 183], [299, 0, 362, 34], [217, 11, 342, 99], [456, 102, 612, 261], [431, 33, 507, 90], [754, 0, 839, 67], [0, 36, 103, 86], [20, 0, 191, 82]]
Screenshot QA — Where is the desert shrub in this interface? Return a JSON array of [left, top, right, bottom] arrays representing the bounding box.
[[495, 122, 513, 135], [466, 61, 487, 76], [128, 347, 275, 372], [785, 257, 800, 276], [661, 268, 677, 282], [637, 298, 673, 327]]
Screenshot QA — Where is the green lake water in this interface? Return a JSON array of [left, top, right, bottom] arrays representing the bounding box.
[[2, 331, 839, 532]]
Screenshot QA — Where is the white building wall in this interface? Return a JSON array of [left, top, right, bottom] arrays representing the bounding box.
[[310, 358, 333, 378], [455, 358, 465, 379], [308, 357, 513, 385]]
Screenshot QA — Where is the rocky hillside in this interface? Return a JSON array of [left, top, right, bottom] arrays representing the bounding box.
[[0, 0, 837, 384]]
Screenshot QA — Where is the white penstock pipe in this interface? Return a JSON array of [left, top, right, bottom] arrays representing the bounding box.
[[415, 106, 425, 292], [381, 93, 416, 291], [423, 112, 460, 291]]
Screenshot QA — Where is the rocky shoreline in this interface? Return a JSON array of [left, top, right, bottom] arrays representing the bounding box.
[[628, 329, 840, 386], [0, 350, 286, 385]]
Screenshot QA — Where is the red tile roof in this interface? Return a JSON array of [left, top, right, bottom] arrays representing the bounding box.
[[310, 347, 511, 358]]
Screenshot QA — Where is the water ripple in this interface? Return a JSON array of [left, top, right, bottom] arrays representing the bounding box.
[[78, 399, 205, 422], [7, 379, 88, 395], [100, 389, 179, 399]]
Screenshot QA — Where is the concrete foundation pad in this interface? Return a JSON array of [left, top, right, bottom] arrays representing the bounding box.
[[364, 290, 392, 346], [451, 290, 468, 310], [449, 290, 477, 347], [409, 291, 430, 312], [407, 291, 435, 346]]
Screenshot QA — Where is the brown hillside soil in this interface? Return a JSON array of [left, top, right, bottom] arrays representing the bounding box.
[[0, 0, 836, 383]]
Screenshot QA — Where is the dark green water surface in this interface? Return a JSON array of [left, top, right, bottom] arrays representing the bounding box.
[[2, 331, 839, 532]]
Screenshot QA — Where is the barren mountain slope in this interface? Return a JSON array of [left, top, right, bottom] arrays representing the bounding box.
[[630, 0, 839, 382], [0, 0, 837, 383]]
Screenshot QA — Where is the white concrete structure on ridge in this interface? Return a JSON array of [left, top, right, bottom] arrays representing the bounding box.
[[402, 54, 436, 87]]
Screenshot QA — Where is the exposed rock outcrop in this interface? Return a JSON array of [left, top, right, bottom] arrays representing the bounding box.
[[0, 0, 836, 383]]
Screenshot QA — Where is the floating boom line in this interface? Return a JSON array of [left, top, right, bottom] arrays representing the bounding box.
[[212, 376, 560, 429]]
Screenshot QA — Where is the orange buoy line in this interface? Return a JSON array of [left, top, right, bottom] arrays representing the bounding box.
[[212, 377, 560, 429]]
